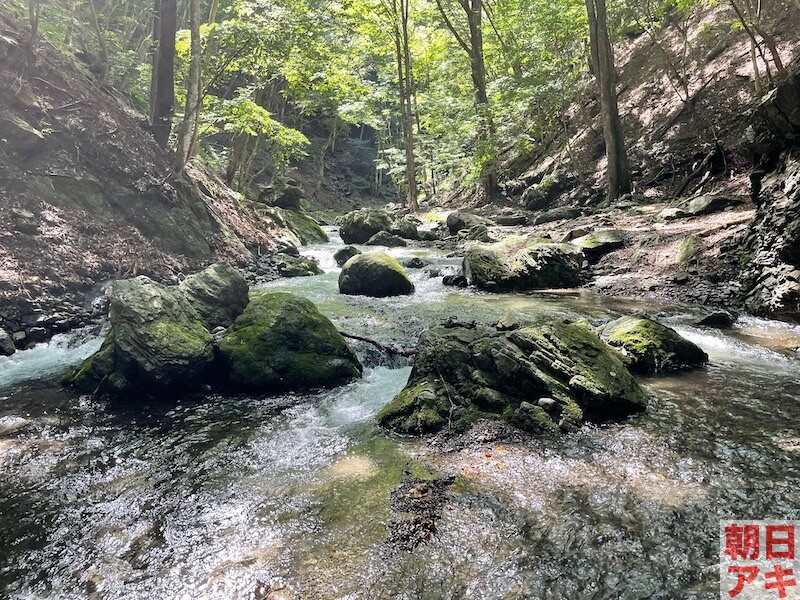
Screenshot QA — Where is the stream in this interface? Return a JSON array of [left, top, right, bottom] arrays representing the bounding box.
[[1, 227, 800, 599]]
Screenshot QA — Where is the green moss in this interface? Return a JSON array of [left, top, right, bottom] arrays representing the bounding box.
[[376, 382, 447, 434], [62, 331, 118, 392], [509, 404, 558, 433], [600, 316, 709, 373], [338, 252, 414, 297], [676, 234, 703, 263], [218, 292, 362, 391], [280, 208, 329, 245]]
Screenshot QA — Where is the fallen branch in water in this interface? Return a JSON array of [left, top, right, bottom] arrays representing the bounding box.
[[339, 331, 416, 357]]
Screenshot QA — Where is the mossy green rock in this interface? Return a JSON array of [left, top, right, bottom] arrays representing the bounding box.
[[463, 237, 582, 291], [270, 207, 328, 245], [218, 292, 362, 392], [365, 231, 407, 247], [446, 210, 492, 235], [339, 209, 393, 244], [389, 215, 420, 240], [63, 276, 215, 394], [600, 316, 709, 373], [277, 255, 324, 277], [676, 234, 703, 263], [570, 229, 625, 262], [377, 319, 647, 435], [338, 252, 414, 297]]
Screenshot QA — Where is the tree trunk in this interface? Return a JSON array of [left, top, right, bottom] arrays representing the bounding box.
[[149, 0, 161, 122], [174, 0, 202, 173], [400, 0, 419, 211], [27, 0, 39, 48], [151, 0, 177, 149], [586, 0, 630, 201]]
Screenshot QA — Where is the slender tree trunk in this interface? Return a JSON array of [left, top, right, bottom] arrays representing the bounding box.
[[174, 0, 201, 173], [88, 0, 110, 82], [151, 0, 177, 149], [400, 0, 419, 211], [586, 0, 630, 201], [27, 0, 39, 48], [64, 0, 77, 45], [149, 0, 161, 122]]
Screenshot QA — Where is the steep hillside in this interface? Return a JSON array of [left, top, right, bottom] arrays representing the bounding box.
[[0, 11, 297, 336]]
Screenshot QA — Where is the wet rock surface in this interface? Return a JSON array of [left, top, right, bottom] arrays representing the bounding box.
[[599, 316, 709, 373], [377, 319, 647, 435], [218, 292, 362, 392]]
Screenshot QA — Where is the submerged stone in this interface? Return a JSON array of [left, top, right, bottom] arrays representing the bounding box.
[[217, 292, 362, 392], [599, 316, 709, 373], [377, 319, 647, 435]]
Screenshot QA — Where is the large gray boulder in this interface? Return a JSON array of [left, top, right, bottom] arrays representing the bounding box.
[[377, 320, 648, 435], [63, 276, 215, 394], [339, 209, 394, 244], [179, 263, 249, 329], [463, 237, 582, 291], [599, 316, 708, 373], [339, 252, 415, 297], [218, 293, 362, 392], [446, 211, 493, 235]]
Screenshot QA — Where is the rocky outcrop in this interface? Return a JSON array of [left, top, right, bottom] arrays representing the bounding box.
[[463, 237, 582, 291], [334, 246, 361, 267], [599, 316, 708, 373], [178, 263, 249, 329], [217, 292, 362, 392], [376, 319, 648, 435], [740, 70, 800, 320], [270, 208, 329, 246], [262, 182, 303, 210], [63, 275, 216, 394], [657, 195, 745, 220], [521, 169, 576, 211], [338, 209, 394, 244], [338, 252, 415, 297]]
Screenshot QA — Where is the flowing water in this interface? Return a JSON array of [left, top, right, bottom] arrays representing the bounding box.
[[1, 227, 799, 599]]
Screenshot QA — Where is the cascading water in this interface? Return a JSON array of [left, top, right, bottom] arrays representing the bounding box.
[[1, 226, 799, 599]]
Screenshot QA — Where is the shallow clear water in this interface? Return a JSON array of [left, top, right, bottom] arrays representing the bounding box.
[[1, 227, 799, 599]]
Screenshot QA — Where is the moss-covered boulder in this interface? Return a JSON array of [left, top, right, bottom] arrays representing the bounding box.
[[570, 229, 625, 262], [334, 246, 361, 267], [377, 319, 648, 435], [277, 255, 324, 277], [217, 292, 362, 392], [63, 276, 215, 394], [179, 263, 249, 329], [390, 215, 421, 240], [339, 252, 415, 297], [463, 237, 582, 291], [365, 231, 407, 247], [339, 209, 393, 244], [599, 316, 708, 373], [446, 210, 493, 235]]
